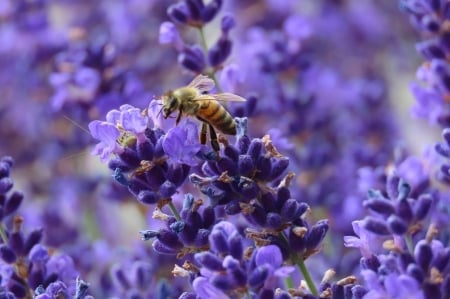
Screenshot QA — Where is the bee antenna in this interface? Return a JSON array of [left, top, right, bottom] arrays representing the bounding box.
[[157, 106, 164, 118]]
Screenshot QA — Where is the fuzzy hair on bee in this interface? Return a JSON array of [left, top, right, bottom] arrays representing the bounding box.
[[161, 74, 246, 152]]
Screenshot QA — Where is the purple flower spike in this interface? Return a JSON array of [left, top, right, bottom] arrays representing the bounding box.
[[88, 120, 122, 162], [162, 119, 203, 166]]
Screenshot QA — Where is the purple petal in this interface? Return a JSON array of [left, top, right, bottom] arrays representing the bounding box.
[[46, 254, 78, 283], [162, 119, 202, 166], [192, 277, 229, 299], [28, 244, 49, 264], [343, 236, 362, 248], [106, 109, 121, 124], [120, 106, 147, 133], [88, 121, 121, 161], [211, 221, 238, 238], [148, 99, 164, 128], [255, 245, 282, 268], [273, 266, 295, 277]]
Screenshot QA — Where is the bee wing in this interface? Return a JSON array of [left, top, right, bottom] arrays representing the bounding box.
[[194, 92, 246, 102], [188, 74, 215, 93], [211, 93, 246, 102], [193, 93, 246, 102]]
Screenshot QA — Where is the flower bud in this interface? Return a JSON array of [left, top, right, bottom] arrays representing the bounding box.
[[266, 213, 282, 229], [0, 245, 16, 263], [247, 139, 262, 161], [269, 158, 289, 180], [201, 0, 222, 23], [178, 46, 205, 73], [254, 156, 272, 181], [157, 229, 182, 250], [387, 215, 408, 235], [160, 180, 177, 197], [167, 2, 190, 24], [237, 135, 251, 153], [361, 217, 390, 235], [435, 142, 450, 158], [221, 14, 235, 32], [224, 145, 239, 161], [306, 219, 329, 250], [238, 155, 254, 176], [5, 191, 23, 215], [414, 240, 433, 271], [416, 39, 445, 59], [0, 177, 13, 194], [195, 252, 224, 271], [208, 37, 232, 67], [217, 156, 238, 176], [414, 194, 432, 220], [137, 139, 154, 161], [407, 263, 424, 283], [228, 233, 243, 260]]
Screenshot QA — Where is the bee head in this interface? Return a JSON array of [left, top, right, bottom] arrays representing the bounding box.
[[162, 90, 179, 118]]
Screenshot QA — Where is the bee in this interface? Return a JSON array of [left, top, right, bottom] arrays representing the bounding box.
[[161, 74, 246, 153]]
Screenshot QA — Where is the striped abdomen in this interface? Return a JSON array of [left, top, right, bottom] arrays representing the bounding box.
[[197, 100, 236, 135]]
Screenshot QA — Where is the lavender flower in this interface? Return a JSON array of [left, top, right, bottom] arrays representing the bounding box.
[[3, 1, 450, 299], [180, 221, 295, 298], [359, 174, 433, 237], [0, 156, 92, 298], [167, 0, 222, 27]]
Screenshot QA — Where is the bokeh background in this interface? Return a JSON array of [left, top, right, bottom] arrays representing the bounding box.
[[0, 0, 445, 298]]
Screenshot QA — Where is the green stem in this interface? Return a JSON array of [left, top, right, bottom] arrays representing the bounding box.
[[198, 26, 209, 56], [279, 232, 317, 295], [0, 224, 8, 244], [198, 27, 223, 92], [405, 234, 414, 254], [292, 253, 318, 296], [168, 201, 181, 221], [285, 276, 294, 289]]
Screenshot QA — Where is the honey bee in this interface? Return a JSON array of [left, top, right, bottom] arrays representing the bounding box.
[[161, 74, 246, 152]]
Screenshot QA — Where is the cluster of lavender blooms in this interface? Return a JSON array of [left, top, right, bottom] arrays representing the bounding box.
[[1, 0, 450, 298], [0, 156, 91, 298], [401, 0, 450, 183]]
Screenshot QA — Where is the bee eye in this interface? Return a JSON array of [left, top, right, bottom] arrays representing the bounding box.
[[169, 98, 177, 108]]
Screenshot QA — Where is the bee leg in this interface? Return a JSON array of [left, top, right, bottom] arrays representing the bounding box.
[[175, 108, 183, 125], [200, 122, 208, 145], [208, 124, 220, 153]]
